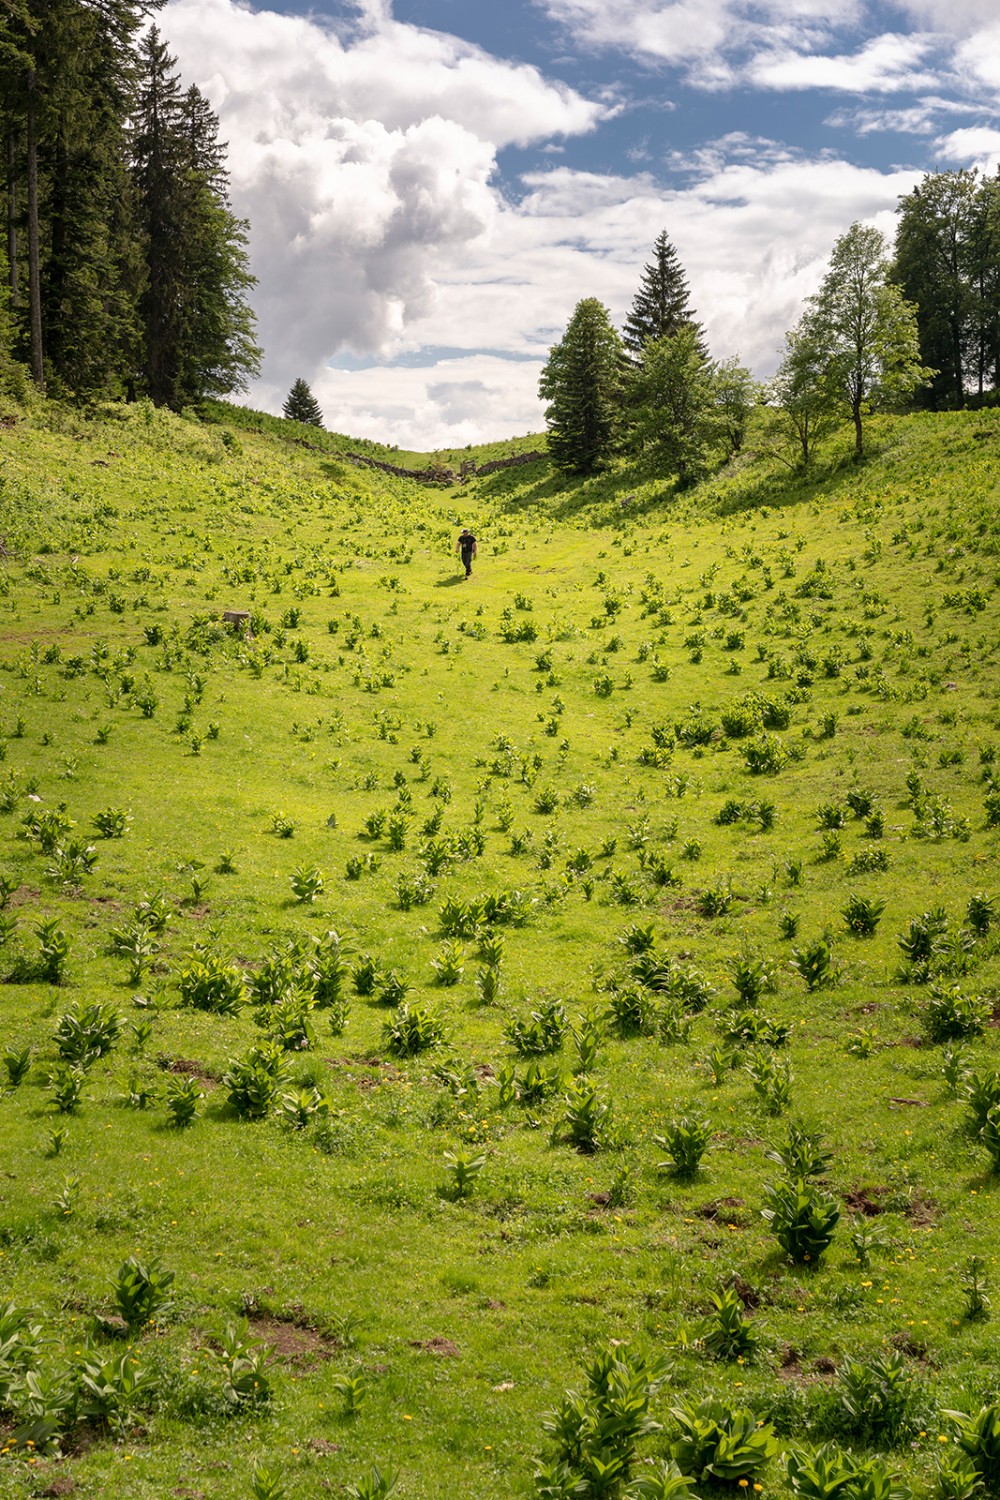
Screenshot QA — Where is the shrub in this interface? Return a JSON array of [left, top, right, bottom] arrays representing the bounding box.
[[791, 940, 836, 991], [698, 1286, 758, 1361], [670, 1398, 777, 1482], [761, 1177, 840, 1263], [922, 985, 988, 1043], [655, 1116, 712, 1178], [553, 1081, 614, 1152], [54, 1002, 121, 1064], [178, 955, 247, 1015], [113, 1255, 175, 1328], [940, 1405, 1000, 1495], [842, 894, 886, 937], [222, 1045, 290, 1119], [382, 1002, 446, 1056]]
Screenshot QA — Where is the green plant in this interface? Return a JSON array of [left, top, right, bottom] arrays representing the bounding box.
[[431, 939, 465, 986], [93, 806, 131, 838], [746, 1050, 793, 1114], [113, 1255, 175, 1328], [75, 1346, 157, 1429], [764, 1120, 833, 1179], [164, 1075, 202, 1127], [222, 1045, 291, 1119], [761, 1177, 840, 1263], [35, 918, 70, 983], [539, 1345, 668, 1495], [48, 1063, 86, 1113], [941, 1406, 1000, 1495], [553, 1081, 614, 1153], [728, 951, 778, 1005], [346, 1465, 397, 1500], [3, 1043, 32, 1086], [443, 1147, 487, 1198], [218, 1318, 272, 1405], [654, 1116, 712, 1178], [842, 893, 886, 937], [332, 1371, 367, 1414], [290, 864, 324, 902], [506, 1001, 569, 1055], [250, 1462, 287, 1500], [178, 954, 247, 1014], [670, 1397, 777, 1482], [54, 1002, 122, 1064], [963, 1070, 1000, 1131], [382, 1002, 446, 1056], [966, 893, 997, 936], [791, 939, 836, 990], [960, 1255, 990, 1321], [53, 1173, 81, 1216], [923, 984, 988, 1043], [697, 1285, 758, 1361], [836, 1349, 916, 1444]]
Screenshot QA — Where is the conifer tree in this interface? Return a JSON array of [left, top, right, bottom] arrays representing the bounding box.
[[132, 30, 260, 408], [623, 231, 703, 364], [283, 377, 324, 426], [539, 297, 622, 474]]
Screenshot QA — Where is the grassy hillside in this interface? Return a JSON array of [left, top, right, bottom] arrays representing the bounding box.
[[0, 396, 999, 1498]]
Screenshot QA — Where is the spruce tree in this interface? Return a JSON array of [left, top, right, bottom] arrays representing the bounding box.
[[283, 377, 324, 426], [132, 30, 260, 408], [626, 325, 716, 486], [623, 231, 703, 364], [539, 297, 622, 475]]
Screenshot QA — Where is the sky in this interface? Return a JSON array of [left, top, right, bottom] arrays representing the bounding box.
[[161, 0, 1000, 449]]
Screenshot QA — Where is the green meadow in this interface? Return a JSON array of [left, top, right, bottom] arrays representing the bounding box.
[[1, 396, 1000, 1498]]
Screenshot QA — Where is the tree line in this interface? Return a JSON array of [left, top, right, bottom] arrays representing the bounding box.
[[541, 169, 1000, 479], [0, 1, 259, 407]]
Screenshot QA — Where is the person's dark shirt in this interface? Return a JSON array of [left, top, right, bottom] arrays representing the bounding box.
[[460, 533, 476, 556]]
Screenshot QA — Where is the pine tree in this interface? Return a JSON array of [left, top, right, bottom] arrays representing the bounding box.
[[623, 231, 703, 364], [539, 297, 622, 475], [132, 30, 260, 408], [283, 377, 324, 426]]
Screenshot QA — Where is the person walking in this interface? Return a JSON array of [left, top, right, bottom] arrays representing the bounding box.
[[456, 527, 477, 578]]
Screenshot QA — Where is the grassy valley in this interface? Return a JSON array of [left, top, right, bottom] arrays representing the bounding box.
[[0, 397, 999, 1498]]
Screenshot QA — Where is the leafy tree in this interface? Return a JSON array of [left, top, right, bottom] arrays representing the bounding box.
[[893, 170, 982, 409], [799, 222, 929, 459], [283, 377, 324, 426], [539, 297, 623, 474], [768, 320, 839, 470], [710, 356, 760, 459], [626, 325, 716, 486], [623, 230, 703, 365]]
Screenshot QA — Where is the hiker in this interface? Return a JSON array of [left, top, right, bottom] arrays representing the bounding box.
[[456, 527, 477, 578]]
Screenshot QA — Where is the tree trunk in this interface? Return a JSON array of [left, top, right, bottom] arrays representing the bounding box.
[[5, 132, 16, 305], [852, 403, 864, 460], [26, 72, 44, 390]]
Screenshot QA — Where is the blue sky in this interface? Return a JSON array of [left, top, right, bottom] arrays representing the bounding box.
[[162, 0, 1000, 446]]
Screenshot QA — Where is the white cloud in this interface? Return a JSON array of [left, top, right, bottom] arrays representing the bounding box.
[[535, 0, 866, 77], [163, 0, 607, 382], [934, 125, 1000, 168], [750, 32, 938, 93], [157, 0, 991, 450], [298, 355, 548, 450], [951, 24, 1000, 97]]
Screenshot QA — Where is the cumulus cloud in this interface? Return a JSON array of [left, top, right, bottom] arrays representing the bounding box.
[[163, 0, 606, 383], [158, 0, 997, 448]]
